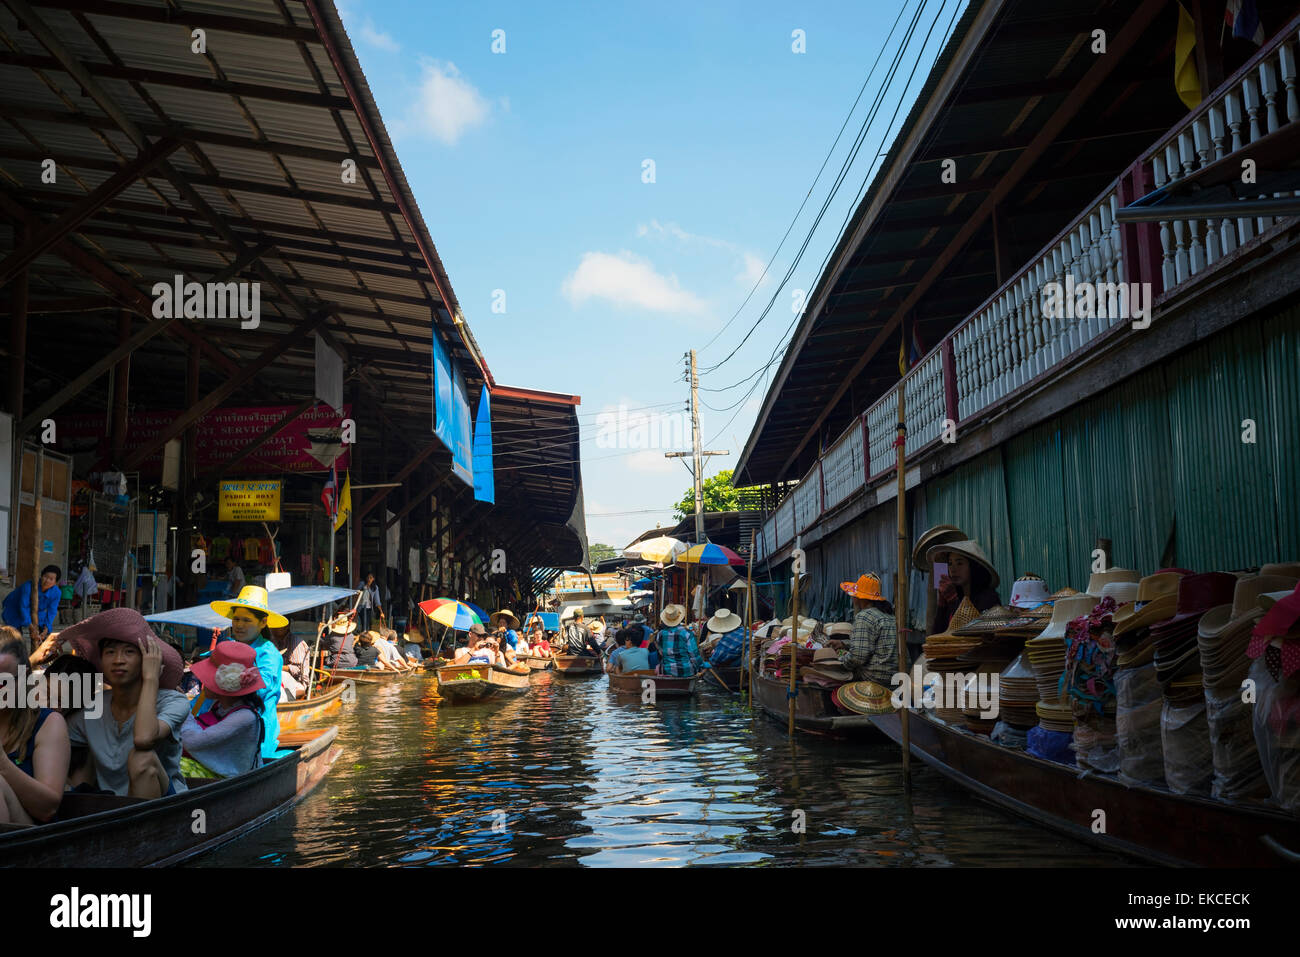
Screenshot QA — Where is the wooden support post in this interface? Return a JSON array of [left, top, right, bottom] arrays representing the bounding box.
[[896, 381, 911, 780], [788, 568, 800, 737], [110, 310, 131, 466]]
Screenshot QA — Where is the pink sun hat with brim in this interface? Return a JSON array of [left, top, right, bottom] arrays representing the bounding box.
[[61, 606, 184, 690], [190, 640, 266, 697]]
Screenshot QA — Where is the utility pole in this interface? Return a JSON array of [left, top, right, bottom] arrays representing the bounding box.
[[665, 350, 727, 542]]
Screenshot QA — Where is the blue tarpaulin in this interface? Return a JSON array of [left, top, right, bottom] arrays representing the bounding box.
[[144, 586, 356, 630], [522, 612, 559, 632]]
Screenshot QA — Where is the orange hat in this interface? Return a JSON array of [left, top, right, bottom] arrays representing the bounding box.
[[840, 573, 885, 601]]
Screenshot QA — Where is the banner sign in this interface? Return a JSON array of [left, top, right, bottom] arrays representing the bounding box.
[[59, 404, 352, 475], [473, 387, 494, 503], [432, 326, 454, 454], [218, 480, 281, 522], [451, 361, 473, 486]]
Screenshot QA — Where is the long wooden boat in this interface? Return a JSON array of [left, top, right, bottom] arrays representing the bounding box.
[[436, 662, 531, 702], [0, 726, 340, 867], [331, 664, 414, 685], [702, 665, 743, 691], [870, 708, 1300, 867], [552, 654, 604, 676], [751, 672, 881, 736], [608, 670, 697, 697], [519, 653, 554, 671], [277, 678, 348, 731]]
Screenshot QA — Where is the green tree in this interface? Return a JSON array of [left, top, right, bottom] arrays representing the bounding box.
[[588, 542, 617, 564], [674, 469, 739, 520]]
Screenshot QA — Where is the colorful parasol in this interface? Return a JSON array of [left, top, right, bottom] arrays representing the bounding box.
[[676, 542, 745, 566], [623, 535, 687, 563], [418, 598, 484, 630]]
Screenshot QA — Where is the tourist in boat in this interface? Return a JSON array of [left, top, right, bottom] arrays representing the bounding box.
[[560, 609, 603, 657], [655, 605, 702, 677], [828, 574, 898, 685], [515, 629, 531, 655], [2, 564, 61, 649], [612, 629, 651, 673], [400, 632, 426, 661], [358, 572, 383, 634], [493, 610, 520, 651], [41, 654, 94, 784], [269, 621, 305, 700], [206, 586, 286, 760], [526, 618, 550, 656], [453, 624, 493, 665], [0, 638, 69, 824], [703, 608, 746, 669], [354, 631, 381, 668], [373, 630, 409, 670], [179, 640, 264, 780], [321, 616, 358, 670], [926, 540, 1001, 633], [62, 607, 189, 798]]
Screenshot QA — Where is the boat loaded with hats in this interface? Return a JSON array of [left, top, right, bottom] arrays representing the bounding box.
[[857, 547, 1300, 867]]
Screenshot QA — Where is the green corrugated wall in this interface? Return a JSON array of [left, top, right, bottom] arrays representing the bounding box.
[[918, 448, 1017, 590], [1263, 303, 1300, 558]]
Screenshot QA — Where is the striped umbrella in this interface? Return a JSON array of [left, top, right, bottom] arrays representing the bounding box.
[[623, 535, 686, 563], [677, 542, 745, 566], [418, 599, 484, 630]]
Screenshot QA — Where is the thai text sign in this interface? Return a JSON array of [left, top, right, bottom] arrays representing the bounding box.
[[218, 480, 281, 522]]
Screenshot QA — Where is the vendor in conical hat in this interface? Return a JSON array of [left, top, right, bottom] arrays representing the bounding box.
[[925, 539, 1002, 634], [202, 585, 287, 760]]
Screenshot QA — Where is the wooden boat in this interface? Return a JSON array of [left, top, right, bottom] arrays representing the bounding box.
[[869, 708, 1300, 867], [552, 654, 604, 676], [703, 665, 744, 690], [751, 672, 880, 735], [519, 653, 554, 671], [276, 678, 348, 731], [436, 662, 531, 702], [607, 670, 697, 697], [331, 664, 414, 685], [0, 726, 340, 867]]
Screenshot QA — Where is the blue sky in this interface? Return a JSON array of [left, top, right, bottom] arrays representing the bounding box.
[[338, 0, 963, 549]]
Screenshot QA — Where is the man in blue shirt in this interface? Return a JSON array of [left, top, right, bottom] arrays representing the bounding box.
[[704, 609, 747, 668], [612, 629, 651, 673], [3, 564, 62, 644]]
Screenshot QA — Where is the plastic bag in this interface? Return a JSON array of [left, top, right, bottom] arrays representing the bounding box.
[[1026, 725, 1075, 766], [1072, 712, 1120, 773], [1161, 698, 1213, 795], [1205, 680, 1269, 802], [1249, 657, 1300, 811], [991, 720, 1028, 751], [1115, 662, 1165, 787]]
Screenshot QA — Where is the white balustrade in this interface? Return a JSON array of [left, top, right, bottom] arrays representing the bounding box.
[[792, 465, 821, 532], [822, 420, 865, 510]]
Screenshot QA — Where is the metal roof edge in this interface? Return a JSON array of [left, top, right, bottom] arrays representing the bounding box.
[[734, 0, 1003, 485]]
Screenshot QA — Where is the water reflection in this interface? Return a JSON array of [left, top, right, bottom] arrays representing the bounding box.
[[199, 672, 1130, 867]]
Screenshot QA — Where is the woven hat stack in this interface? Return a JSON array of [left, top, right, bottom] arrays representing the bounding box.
[[953, 604, 1045, 671], [998, 652, 1039, 729], [1152, 572, 1237, 695], [958, 663, 1003, 735], [1199, 573, 1298, 694], [1085, 568, 1140, 597], [922, 599, 981, 723], [1025, 595, 1094, 709]]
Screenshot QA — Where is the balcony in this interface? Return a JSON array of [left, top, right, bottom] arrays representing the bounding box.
[[754, 16, 1300, 565]]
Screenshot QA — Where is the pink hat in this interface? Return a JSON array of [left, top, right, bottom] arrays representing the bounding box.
[[191, 641, 265, 697], [61, 607, 184, 690]]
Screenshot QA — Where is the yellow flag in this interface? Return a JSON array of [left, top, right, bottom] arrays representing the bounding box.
[[1175, 3, 1202, 110], [334, 471, 351, 533]]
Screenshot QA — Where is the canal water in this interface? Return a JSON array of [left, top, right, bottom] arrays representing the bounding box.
[[200, 670, 1131, 867]]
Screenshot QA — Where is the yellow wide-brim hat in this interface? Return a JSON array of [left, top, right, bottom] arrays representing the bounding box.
[[493, 609, 519, 627], [210, 585, 289, 629]]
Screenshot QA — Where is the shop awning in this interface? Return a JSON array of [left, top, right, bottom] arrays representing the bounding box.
[[145, 585, 355, 629]]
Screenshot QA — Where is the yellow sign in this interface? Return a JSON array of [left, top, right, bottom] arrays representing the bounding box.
[[218, 480, 281, 522]]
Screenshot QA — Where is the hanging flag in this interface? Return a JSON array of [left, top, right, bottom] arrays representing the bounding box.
[[334, 471, 352, 533], [898, 317, 909, 377], [1223, 0, 1265, 45], [1175, 3, 1202, 110], [321, 462, 337, 518], [909, 320, 926, 368]]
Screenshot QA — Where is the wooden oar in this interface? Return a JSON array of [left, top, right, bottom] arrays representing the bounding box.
[[704, 666, 731, 692]]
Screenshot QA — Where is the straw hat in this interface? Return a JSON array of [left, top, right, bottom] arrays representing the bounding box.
[[913, 525, 967, 572], [1199, 574, 1297, 641], [61, 607, 184, 691], [1261, 562, 1300, 579], [1049, 586, 1079, 600], [824, 622, 853, 636], [835, 680, 895, 715], [1113, 572, 1187, 637], [780, 617, 820, 630], [803, 648, 853, 683], [1099, 581, 1140, 606], [707, 609, 743, 634], [190, 640, 265, 698], [493, 609, 519, 627], [1037, 595, 1099, 641], [1009, 574, 1051, 608], [1084, 568, 1139, 598], [327, 615, 357, 636], [660, 604, 686, 627], [210, 585, 289, 629], [840, 573, 886, 601], [926, 539, 1000, 589], [955, 606, 1043, 635]]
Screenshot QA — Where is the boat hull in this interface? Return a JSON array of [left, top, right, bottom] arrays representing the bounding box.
[[519, 654, 554, 671], [0, 726, 340, 867], [608, 670, 697, 697], [331, 666, 412, 685], [436, 663, 531, 702], [553, 655, 603, 675], [276, 678, 347, 731], [869, 709, 1300, 867], [751, 673, 880, 735]]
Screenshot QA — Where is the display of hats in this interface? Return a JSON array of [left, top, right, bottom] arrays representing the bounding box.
[[824, 622, 853, 636], [835, 680, 894, 715], [955, 605, 1043, 635], [998, 653, 1040, 729], [925, 539, 1001, 589], [1152, 572, 1237, 687], [1035, 699, 1075, 733], [1036, 595, 1098, 641], [922, 598, 981, 662], [1199, 574, 1299, 692], [1099, 581, 1139, 606], [1260, 561, 1300, 579], [1113, 571, 1188, 637], [1049, 586, 1080, 600], [1009, 574, 1052, 608], [912, 524, 967, 572], [1248, 582, 1300, 679], [1085, 567, 1140, 597], [802, 647, 853, 684]]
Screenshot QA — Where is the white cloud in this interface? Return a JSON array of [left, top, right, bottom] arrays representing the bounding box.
[[737, 251, 769, 288], [562, 251, 707, 315], [624, 450, 679, 475], [410, 60, 490, 145], [359, 20, 399, 52], [637, 219, 768, 290]]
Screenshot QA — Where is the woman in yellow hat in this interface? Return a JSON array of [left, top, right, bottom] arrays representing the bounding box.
[[202, 585, 288, 761], [827, 574, 897, 685]]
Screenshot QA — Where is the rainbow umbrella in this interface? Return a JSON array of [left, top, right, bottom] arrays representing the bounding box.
[[418, 599, 484, 630], [677, 542, 745, 566]]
